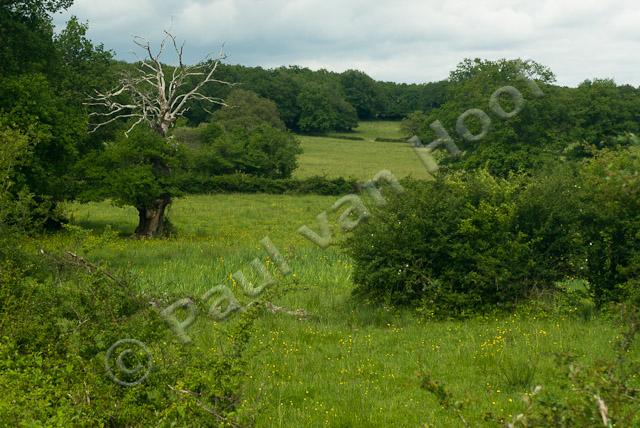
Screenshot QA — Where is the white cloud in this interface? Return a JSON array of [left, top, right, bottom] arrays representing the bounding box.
[[53, 0, 640, 86]]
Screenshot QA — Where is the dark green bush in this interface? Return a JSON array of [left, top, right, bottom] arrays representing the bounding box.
[[297, 82, 358, 133], [180, 173, 357, 196], [210, 124, 302, 178], [177, 90, 303, 181], [291, 175, 357, 195], [327, 134, 365, 141], [345, 169, 581, 316], [187, 122, 302, 180], [374, 137, 406, 143], [578, 147, 640, 306]]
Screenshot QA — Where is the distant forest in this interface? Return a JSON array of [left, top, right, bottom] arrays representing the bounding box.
[[157, 63, 451, 131]]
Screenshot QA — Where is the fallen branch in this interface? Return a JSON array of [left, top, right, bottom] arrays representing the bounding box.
[[40, 248, 127, 288], [593, 394, 611, 427], [263, 301, 310, 319], [63, 251, 126, 287]]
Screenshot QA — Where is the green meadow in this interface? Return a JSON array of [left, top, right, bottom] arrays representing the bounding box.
[[7, 9, 640, 424], [33, 122, 627, 427], [295, 121, 431, 180]]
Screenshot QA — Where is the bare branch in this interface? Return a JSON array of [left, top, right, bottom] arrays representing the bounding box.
[[87, 32, 231, 138]]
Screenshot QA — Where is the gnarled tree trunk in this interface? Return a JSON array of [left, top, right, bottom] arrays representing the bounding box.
[[135, 196, 171, 238]]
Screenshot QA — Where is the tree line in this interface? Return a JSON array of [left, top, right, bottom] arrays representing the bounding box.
[[141, 63, 450, 132], [3, 1, 640, 240]]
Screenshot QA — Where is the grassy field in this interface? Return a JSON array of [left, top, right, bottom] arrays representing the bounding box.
[[326, 120, 407, 141], [31, 122, 630, 426], [41, 192, 620, 427], [295, 121, 431, 180]]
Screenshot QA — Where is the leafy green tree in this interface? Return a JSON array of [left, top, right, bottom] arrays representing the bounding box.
[[0, 1, 116, 229], [571, 79, 640, 147], [401, 111, 429, 137], [257, 68, 302, 129], [178, 63, 450, 130], [194, 90, 302, 179], [297, 82, 358, 133], [77, 128, 187, 235], [0, 75, 86, 221], [420, 58, 563, 176], [377, 80, 449, 119], [237, 66, 303, 129], [54, 17, 114, 98], [0, 0, 72, 76], [340, 69, 382, 119], [212, 89, 285, 132]]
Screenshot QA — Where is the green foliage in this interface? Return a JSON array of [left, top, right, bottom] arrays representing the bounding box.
[[54, 16, 114, 103], [417, 58, 564, 177], [447, 57, 555, 85], [297, 81, 359, 133], [0, 232, 256, 426], [4, 0, 74, 18], [347, 145, 640, 315], [570, 79, 640, 148], [401, 110, 429, 137], [212, 88, 286, 132], [513, 164, 584, 286], [0, 77, 86, 200], [340, 69, 382, 120], [180, 62, 449, 131], [578, 147, 640, 306], [0, 0, 66, 76], [377, 80, 449, 120], [179, 173, 356, 195], [0, 4, 114, 229], [187, 93, 302, 180], [252, 68, 303, 129], [346, 169, 582, 316], [77, 127, 188, 208], [0, 126, 46, 233], [195, 124, 302, 179], [405, 58, 640, 176]]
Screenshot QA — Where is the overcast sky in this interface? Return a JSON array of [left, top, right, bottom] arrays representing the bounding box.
[[53, 0, 640, 87]]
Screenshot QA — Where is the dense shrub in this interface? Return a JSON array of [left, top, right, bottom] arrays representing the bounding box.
[[345, 169, 582, 316], [400, 110, 429, 137], [180, 173, 357, 196], [185, 91, 303, 180], [578, 147, 640, 306], [327, 134, 365, 141], [209, 124, 302, 178], [374, 137, 406, 143]]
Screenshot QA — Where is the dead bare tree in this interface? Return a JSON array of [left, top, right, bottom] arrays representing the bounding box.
[[88, 31, 231, 137], [86, 31, 232, 237]]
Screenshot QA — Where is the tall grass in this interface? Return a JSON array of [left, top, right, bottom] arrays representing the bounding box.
[[33, 193, 624, 427]]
